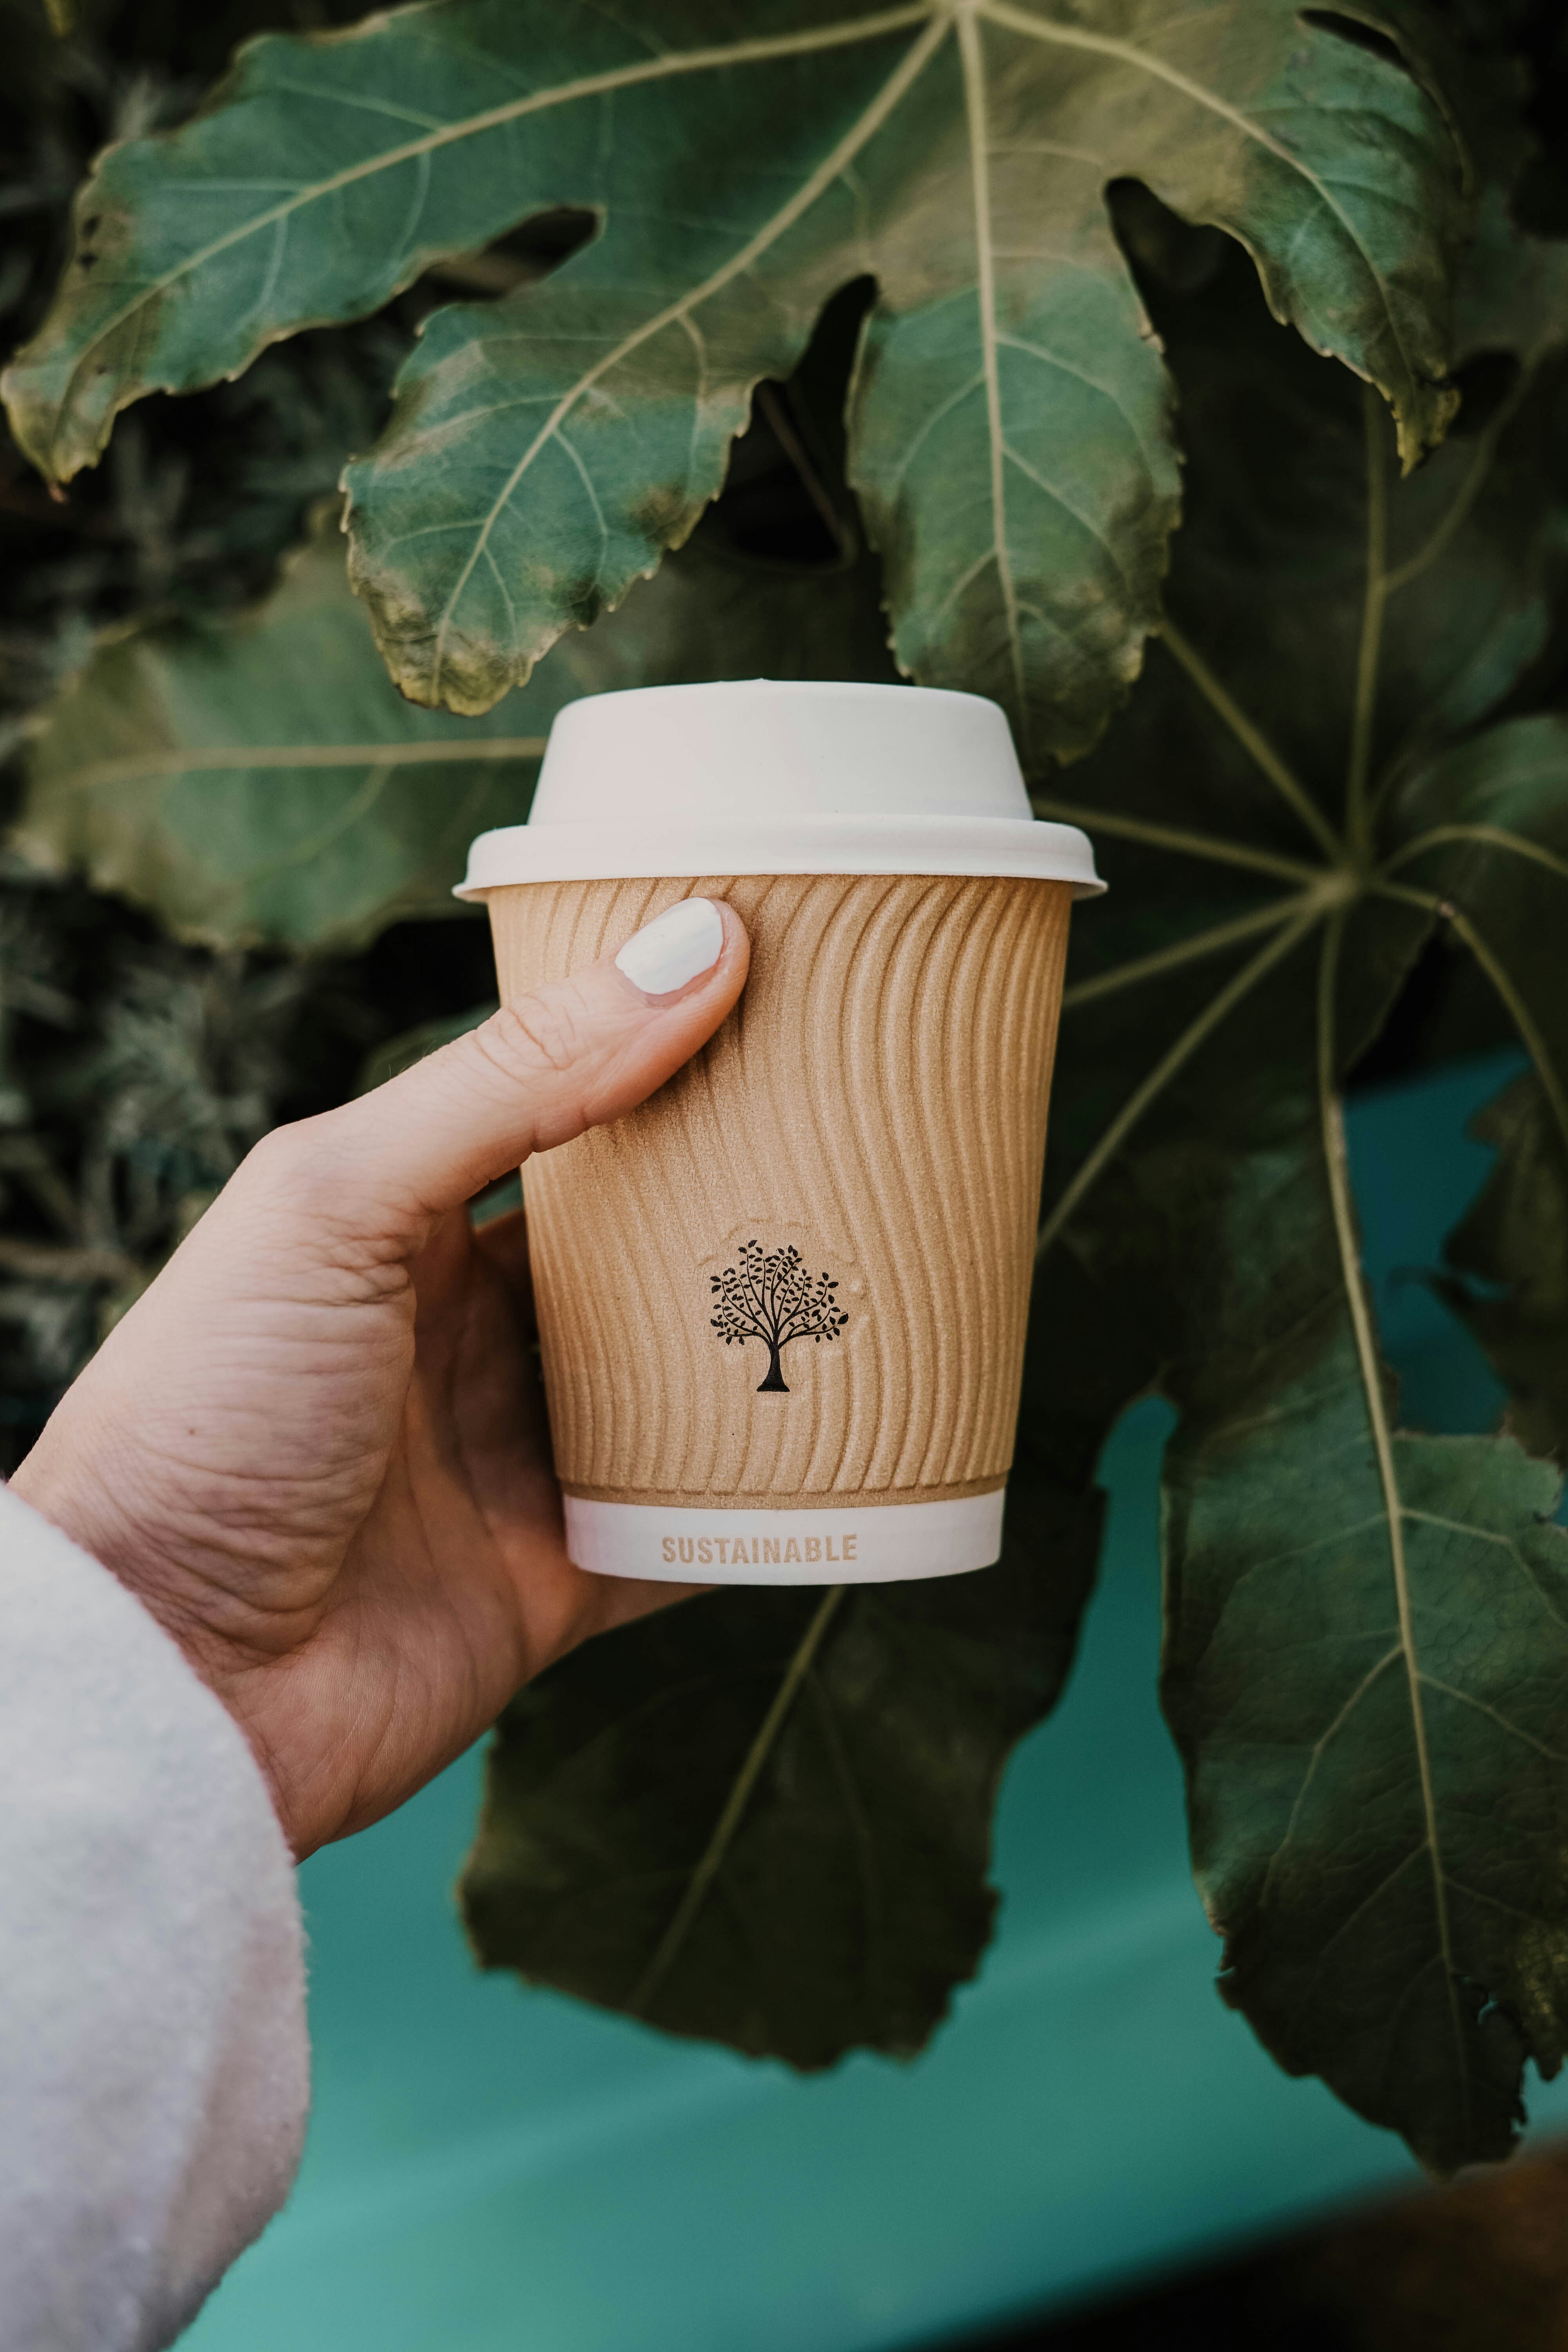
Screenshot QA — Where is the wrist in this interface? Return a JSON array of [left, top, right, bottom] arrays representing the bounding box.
[[9, 1440, 298, 1829], [9, 1439, 131, 1588]]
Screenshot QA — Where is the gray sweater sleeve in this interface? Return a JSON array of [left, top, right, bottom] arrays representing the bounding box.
[[0, 1481, 309, 2352]]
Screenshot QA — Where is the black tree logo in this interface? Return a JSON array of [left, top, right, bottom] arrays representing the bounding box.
[[709, 1241, 849, 1394]]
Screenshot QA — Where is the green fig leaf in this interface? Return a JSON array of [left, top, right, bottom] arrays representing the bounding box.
[[463, 1440, 1106, 2066], [1018, 173, 1568, 2167], [15, 512, 541, 952], [16, 494, 898, 952], [1160, 1131, 1568, 2177], [4, 0, 1465, 752]]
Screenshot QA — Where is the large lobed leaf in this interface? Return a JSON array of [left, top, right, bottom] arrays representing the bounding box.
[[16, 512, 539, 953], [17, 497, 898, 951], [4, 0, 1465, 754], [1131, 1118, 1568, 2176], [1158, 1127, 1568, 2172], [465, 1511, 1102, 2064], [1024, 162, 1568, 2167]]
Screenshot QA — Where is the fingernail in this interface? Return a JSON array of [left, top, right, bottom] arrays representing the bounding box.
[[614, 898, 726, 998]]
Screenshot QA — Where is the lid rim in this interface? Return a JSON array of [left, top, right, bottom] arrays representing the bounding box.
[[456, 814, 1105, 899]]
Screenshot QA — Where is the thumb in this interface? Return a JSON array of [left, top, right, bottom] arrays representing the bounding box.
[[300, 896, 749, 1226]]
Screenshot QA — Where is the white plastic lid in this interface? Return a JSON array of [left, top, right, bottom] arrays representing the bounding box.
[[456, 680, 1103, 896]]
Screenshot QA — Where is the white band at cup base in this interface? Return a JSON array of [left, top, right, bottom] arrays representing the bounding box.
[[563, 1490, 1004, 1585]]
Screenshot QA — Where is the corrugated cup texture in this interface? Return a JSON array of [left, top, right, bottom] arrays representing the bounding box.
[[488, 874, 1070, 1508]]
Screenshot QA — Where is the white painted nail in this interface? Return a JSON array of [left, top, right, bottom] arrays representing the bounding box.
[[614, 898, 726, 998]]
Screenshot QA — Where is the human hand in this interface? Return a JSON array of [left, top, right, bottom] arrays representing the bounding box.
[[13, 898, 749, 1858]]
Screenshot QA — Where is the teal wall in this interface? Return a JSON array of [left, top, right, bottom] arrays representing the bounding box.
[[183, 1050, 1565, 2351]]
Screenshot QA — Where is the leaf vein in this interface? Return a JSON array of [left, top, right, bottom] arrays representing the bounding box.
[[1418, 1675, 1568, 1765], [1316, 911, 1470, 2120], [1259, 1643, 1403, 1905], [427, 10, 950, 696], [49, 0, 939, 456]]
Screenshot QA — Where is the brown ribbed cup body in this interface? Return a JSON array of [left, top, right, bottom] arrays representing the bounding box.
[[486, 873, 1071, 1510]]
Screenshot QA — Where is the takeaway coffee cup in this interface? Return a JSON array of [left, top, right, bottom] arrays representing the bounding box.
[[457, 681, 1101, 1585]]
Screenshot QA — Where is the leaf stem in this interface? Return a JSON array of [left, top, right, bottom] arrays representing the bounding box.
[[1373, 877, 1568, 1164], [1032, 795, 1323, 885], [1367, 376, 1535, 830], [956, 2, 1026, 741], [1036, 897, 1327, 1260], [1347, 384, 1390, 855], [1381, 823, 1568, 891], [1381, 374, 1530, 600], [1062, 892, 1312, 1009], [754, 383, 853, 561], [626, 1585, 848, 2019], [1159, 620, 1343, 864], [1314, 911, 1466, 2113], [51, 736, 549, 799]]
